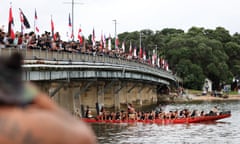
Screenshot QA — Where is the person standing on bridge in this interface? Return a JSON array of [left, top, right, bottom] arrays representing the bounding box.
[[0, 53, 96, 144]]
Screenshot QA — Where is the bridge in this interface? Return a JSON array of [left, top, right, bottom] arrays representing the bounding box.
[[1, 48, 179, 116]]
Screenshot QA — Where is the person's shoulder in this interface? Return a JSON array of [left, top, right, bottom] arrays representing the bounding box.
[[0, 108, 44, 143]]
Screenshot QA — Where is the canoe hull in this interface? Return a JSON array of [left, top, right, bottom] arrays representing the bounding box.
[[82, 112, 231, 124]]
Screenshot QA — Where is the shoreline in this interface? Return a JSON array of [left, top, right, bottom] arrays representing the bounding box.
[[160, 94, 240, 104], [187, 94, 240, 102]]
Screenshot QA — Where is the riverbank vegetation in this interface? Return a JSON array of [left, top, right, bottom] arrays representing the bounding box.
[[115, 27, 240, 91]]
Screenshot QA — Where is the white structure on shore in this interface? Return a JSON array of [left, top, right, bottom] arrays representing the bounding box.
[[202, 78, 212, 95]]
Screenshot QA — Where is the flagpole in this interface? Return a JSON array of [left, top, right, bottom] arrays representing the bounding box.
[[34, 8, 36, 33], [140, 32, 142, 58], [71, 0, 74, 41], [113, 19, 117, 50], [155, 44, 158, 57], [140, 32, 142, 52], [139, 32, 145, 58], [63, 0, 84, 42]]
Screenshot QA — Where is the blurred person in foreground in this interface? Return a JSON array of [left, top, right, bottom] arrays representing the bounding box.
[[0, 53, 97, 144]]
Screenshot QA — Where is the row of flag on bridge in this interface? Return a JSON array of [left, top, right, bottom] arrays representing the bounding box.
[[81, 28, 169, 70], [6, 4, 168, 70], [7, 4, 83, 43], [8, 4, 39, 39]]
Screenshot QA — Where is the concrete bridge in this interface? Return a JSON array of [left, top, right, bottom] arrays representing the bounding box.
[[1, 48, 179, 116]]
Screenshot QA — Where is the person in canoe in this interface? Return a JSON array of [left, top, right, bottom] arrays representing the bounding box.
[[85, 106, 94, 118], [209, 106, 219, 116], [128, 103, 136, 120]]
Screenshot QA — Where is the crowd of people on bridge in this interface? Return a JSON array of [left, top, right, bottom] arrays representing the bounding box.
[[0, 28, 171, 72]]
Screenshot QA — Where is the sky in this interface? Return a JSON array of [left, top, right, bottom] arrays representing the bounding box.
[[1, 0, 240, 41]]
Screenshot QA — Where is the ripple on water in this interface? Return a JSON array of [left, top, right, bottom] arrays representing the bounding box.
[[92, 101, 240, 144]]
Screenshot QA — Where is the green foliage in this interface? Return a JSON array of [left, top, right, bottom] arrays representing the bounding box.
[[175, 59, 205, 90], [90, 26, 240, 90]]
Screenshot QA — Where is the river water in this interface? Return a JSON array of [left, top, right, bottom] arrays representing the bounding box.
[[90, 101, 240, 144]]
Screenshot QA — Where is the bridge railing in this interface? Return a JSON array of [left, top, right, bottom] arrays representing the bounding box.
[[0, 48, 176, 80]]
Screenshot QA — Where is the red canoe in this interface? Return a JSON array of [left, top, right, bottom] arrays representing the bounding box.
[[82, 111, 231, 124]]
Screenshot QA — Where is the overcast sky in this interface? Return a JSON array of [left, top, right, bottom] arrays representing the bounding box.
[[1, 0, 240, 41]]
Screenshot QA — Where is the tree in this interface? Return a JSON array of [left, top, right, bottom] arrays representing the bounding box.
[[176, 59, 205, 90], [114, 26, 240, 90]]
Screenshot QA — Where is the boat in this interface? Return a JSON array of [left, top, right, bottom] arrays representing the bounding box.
[[82, 111, 231, 124]]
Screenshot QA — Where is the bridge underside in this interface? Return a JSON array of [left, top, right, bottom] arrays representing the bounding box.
[[23, 69, 170, 85], [22, 58, 177, 117], [35, 79, 169, 117]]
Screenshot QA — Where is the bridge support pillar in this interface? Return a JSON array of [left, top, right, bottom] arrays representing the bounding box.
[[127, 83, 137, 104], [114, 81, 121, 111], [137, 84, 145, 107], [73, 84, 82, 118], [50, 83, 74, 114], [97, 82, 105, 115], [73, 81, 93, 117]]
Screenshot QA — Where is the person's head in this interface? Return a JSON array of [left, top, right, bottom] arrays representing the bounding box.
[[0, 53, 36, 106]]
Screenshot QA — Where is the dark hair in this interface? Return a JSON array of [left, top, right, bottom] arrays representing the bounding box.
[[0, 53, 24, 105]]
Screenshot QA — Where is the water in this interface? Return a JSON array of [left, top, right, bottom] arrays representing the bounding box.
[[90, 101, 240, 144]]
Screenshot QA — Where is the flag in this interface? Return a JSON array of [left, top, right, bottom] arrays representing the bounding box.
[[92, 28, 95, 47], [161, 58, 165, 68], [103, 34, 107, 50], [121, 41, 125, 53], [143, 51, 146, 60], [133, 46, 137, 58], [165, 63, 169, 71], [108, 34, 111, 51], [115, 35, 119, 49], [68, 13, 73, 39], [8, 4, 15, 39], [157, 57, 160, 67], [78, 28, 83, 44], [129, 41, 132, 55], [100, 31, 103, 50], [139, 47, 143, 58], [34, 9, 39, 33], [51, 16, 56, 41], [163, 60, 168, 70], [152, 55, 155, 65], [19, 8, 30, 34]]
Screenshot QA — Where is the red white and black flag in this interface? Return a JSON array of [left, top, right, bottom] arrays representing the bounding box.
[[68, 13, 73, 39], [19, 8, 30, 34], [34, 9, 39, 33], [51, 16, 56, 41], [8, 4, 15, 39], [78, 28, 83, 44], [92, 28, 96, 47], [108, 34, 111, 51], [139, 47, 143, 58], [129, 41, 132, 55]]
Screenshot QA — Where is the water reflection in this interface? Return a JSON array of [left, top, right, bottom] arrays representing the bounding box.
[[91, 101, 240, 144]]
